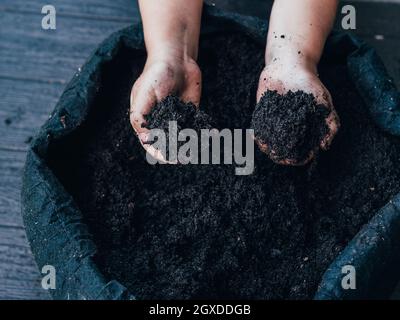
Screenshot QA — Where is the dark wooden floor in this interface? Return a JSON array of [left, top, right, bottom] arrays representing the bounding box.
[[0, 0, 399, 299]]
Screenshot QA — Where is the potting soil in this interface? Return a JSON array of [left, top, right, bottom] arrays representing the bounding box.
[[49, 33, 400, 299]]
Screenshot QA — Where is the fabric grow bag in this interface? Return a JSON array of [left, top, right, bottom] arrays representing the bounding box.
[[21, 6, 400, 300]]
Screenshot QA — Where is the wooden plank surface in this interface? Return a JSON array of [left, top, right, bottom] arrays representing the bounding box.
[[0, 0, 138, 300], [0, 79, 64, 151], [0, 0, 399, 300], [0, 228, 50, 300], [1, 0, 134, 19], [0, 149, 25, 228], [0, 148, 50, 299], [0, 11, 134, 80]]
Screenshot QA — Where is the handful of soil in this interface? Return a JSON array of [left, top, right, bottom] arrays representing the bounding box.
[[251, 90, 330, 163], [144, 95, 213, 160]]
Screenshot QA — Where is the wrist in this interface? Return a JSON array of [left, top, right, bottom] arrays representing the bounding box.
[[147, 42, 198, 65], [266, 51, 318, 76], [139, 0, 202, 63], [265, 41, 319, 75]]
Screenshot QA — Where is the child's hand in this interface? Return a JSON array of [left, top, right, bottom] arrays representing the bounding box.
[[130, 55, 201, 162], [131, 0, 203, 162], [255, 0, 339, 166], [256, 61, 340, 165]]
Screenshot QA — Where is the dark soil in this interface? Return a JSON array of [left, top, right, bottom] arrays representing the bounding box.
[[49, 33, 400, 299], [144, 95, 213, 160], [251, 90, 330, 162]]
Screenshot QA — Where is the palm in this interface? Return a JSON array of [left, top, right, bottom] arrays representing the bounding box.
[[256, 65, 340, 165], [130, 58, 201, 163]]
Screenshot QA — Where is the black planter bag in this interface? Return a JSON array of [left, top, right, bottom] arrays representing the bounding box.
[[22, 6, 400, 300]]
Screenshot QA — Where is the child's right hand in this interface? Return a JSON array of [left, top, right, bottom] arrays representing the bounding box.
[[130, 54, 202, 162]]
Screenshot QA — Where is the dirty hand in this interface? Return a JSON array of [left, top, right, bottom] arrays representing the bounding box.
[[131, 0, 203, 163], [256, 61, 340, 165], [254, 0, 339, 165], [130, 53, 202, 162]]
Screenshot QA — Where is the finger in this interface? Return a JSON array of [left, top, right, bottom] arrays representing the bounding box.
[[131, 91, 174, 163], [130, 70, 176, 136], [131, 79, 182, 164], [130, 85, 173, 163], [312, 80, 333, 106], [141, 143, 178, 165], [255, 138, 270, 155], [130, 81, 157, 143], [320, 109, 340, 150], [251, 131, 270, 154], [278, 150, 315, 166], [311, 86, 340, 150]]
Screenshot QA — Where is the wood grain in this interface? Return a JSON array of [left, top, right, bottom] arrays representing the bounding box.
[[0, 0, 139, 300], [1, 0, 136, 20], [0, 150, 49, 299]]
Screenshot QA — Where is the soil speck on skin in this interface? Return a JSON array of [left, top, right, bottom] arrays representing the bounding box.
[[251, 90, 329, 163]]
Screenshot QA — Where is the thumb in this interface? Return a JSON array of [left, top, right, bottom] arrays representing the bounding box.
[[130, 81, 157, 144]]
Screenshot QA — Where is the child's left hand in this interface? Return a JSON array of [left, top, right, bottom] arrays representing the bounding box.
[[256, 60, 340, 165]]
